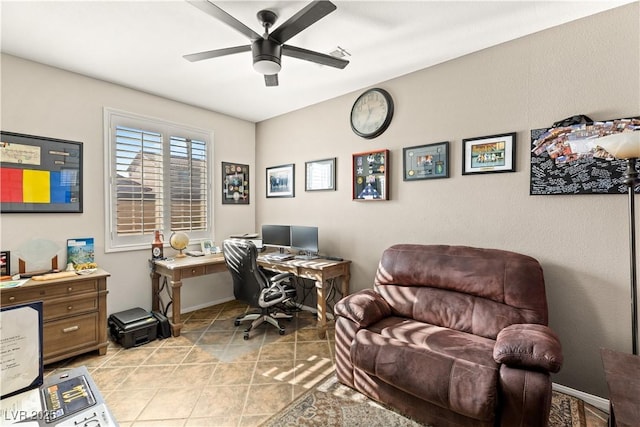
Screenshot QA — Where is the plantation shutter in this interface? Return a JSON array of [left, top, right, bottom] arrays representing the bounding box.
[[169, 136, 208, 232], [115, 126, 164, 236]]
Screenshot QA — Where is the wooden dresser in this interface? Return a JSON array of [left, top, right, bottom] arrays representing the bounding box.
[[0, 269, 109, 365]]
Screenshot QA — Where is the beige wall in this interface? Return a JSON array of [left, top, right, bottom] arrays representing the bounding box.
[[256, 3, 640, 397], [1, 2, 638, 399], [0, 54, 256, 315]]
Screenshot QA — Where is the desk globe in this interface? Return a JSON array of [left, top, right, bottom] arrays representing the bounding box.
[[169, 232, 189, 258]]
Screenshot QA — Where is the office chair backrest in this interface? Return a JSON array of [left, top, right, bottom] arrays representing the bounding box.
[[223, 239, 269, 305]]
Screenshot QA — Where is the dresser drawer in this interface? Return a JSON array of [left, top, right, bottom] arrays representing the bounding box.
[[44, 312, 99, 358], [45, 295, 98, 320], [1, 279, 98, 305]]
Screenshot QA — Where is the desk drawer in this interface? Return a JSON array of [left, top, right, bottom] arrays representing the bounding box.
[[45, 296, 98, 320], [44, 312, 99, 358], [182, 266, 205, 279], [1, 280, 98, 306]]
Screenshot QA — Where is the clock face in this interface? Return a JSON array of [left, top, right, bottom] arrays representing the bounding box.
[[350, 88, 394, 139]]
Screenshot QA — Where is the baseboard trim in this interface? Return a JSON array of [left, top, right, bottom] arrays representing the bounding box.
[[552, 382, 609, 413], [182, 296, 235, 314]]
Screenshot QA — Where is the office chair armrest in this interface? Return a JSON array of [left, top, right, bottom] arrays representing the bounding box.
[[269, 272, 294, 284]]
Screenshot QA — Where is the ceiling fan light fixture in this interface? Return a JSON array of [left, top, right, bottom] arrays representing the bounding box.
[[252, 40, 282, 75], [253, 59, 281, 74]]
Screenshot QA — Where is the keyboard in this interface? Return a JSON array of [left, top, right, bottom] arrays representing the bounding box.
[[264, 253, 294, 261]]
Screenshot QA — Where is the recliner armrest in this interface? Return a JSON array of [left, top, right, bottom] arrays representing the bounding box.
[[335, 289, 392, 328], [493, 324, 563, 373]]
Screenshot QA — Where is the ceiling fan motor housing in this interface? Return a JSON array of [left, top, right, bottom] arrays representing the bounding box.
[[252, 39, 282, 74]]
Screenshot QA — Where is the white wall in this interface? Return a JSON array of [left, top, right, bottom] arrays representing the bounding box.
[[0, 54, 255, 314], [255, 3, 640, 398]]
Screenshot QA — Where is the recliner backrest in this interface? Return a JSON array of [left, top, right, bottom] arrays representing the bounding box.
[[223, 239, 269, 305], [373, 244, 548, 339]]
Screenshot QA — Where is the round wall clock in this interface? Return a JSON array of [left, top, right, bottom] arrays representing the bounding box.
[[350, 88, 394, 139]]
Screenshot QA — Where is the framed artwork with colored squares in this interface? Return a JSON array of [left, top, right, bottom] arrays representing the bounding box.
[[1, 131, 83, 213], [222, 162, 249, 204]]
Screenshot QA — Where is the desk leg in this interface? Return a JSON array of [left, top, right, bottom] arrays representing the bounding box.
[[151, 271, 160, 312], [316, 279, 327, 339], [170, 279, 183, 337]]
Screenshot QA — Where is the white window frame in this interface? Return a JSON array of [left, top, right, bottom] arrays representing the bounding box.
[[104, 108, 214, 252]]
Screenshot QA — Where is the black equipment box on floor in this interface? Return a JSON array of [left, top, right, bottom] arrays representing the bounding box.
[[108, 307, 158, 348]]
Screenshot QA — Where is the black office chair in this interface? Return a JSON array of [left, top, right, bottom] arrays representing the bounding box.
[[223, 238, 297, 340]]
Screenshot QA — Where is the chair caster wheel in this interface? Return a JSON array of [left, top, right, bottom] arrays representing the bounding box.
[[244, 333, 249, 340], [279, 329, 285, 336], [234, 320, 240, 326]]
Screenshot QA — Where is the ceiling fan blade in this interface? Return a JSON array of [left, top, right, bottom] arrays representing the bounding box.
[[187, 0, 262, 41], [183, 45, 251, 62], [269, 1, 336, 45], [282, 45, 349, 69], [264, 74, 279, 87]]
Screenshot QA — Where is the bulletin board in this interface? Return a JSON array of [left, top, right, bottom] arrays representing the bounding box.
[[529, 117, 640, 195], [1, 131, 83, 213]]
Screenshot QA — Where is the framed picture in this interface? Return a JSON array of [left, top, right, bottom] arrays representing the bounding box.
[[200, 239, 213, 254], [266, 163, 295, 198], [222, 162, 249, 204], [352, 149, 389, 200], [403, 142, 449, 181], [305, 158, 336, 191], [1, 131, 83, 213], [1, 251, 9, 276], [462, 132, 516, 175]]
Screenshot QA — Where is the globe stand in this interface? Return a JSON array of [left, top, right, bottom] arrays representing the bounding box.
[[169, 231, 190, 259]]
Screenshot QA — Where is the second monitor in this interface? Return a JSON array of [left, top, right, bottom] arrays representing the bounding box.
[[290, 225, 319, 259]]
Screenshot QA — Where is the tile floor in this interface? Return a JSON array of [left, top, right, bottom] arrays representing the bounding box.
[[44, 300, 609, 427], [45, 301, 335, 426]]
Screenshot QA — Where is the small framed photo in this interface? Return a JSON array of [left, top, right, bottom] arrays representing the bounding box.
[[222, 162, 249, 204], [403, 142, 449, 181], [352, 149, 389, 201], [305, 158, 336, 191], [201, 239, 213, 254], [462, 132, 516, 175], [1, 251, 9, 276], [266, 163, 295, 198]]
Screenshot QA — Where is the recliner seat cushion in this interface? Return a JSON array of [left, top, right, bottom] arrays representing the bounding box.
[[351, 319, 499, 422]]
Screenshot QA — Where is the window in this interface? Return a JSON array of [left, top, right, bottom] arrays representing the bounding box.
[[104, 108, 212, 251]]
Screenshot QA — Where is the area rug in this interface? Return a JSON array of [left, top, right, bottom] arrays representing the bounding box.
[[262, 374, 585, 427]]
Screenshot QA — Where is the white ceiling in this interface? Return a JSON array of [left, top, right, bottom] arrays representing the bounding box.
[[1, 1, 634, 122]]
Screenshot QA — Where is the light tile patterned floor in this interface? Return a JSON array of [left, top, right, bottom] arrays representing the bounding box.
[[44, 300, 609, 427], [44, 301, 335, 427]]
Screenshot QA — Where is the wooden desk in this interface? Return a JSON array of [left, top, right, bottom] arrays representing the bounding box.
[[150, 254, 351, 338], [601, 347, 640, 427], [257, 255, 351, 339]]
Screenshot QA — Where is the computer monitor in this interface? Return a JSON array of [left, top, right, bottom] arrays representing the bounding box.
[[261, 225, 291, 251], [290, 225, 319, 257]]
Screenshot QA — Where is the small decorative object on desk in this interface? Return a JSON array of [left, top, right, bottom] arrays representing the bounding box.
[[201, 239, 213, 255], [152, 230, 164, 260], [169, 231, 190, 258]]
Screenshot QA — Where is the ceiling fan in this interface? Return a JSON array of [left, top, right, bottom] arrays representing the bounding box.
[[184, 0, 349, 87]]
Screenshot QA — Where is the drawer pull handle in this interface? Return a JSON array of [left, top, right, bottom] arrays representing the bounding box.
[[68, 306, 73, 311], [192, 269, 196, 274], [67, 287, 73, 292], [63, 326, 79, 333], [9, 296, 15, 302]]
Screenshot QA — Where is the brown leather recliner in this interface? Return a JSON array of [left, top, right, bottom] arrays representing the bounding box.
[[335, 244, 563, 427]]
